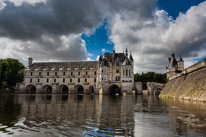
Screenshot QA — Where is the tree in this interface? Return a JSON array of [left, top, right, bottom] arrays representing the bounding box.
[[134, 72, 167, 84], [0, 59, 24, 90]]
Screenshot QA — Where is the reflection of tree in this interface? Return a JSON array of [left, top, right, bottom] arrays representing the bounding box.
[[0, 95, 21, 131]]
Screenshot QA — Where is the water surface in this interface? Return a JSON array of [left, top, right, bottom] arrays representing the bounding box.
[[0, 94, 206, 137]]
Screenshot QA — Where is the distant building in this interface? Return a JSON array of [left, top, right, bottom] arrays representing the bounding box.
[[166, 53, 184, 79], [16, 49, 134, 95]]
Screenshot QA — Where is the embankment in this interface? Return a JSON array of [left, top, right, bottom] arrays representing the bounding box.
[[160, 67, 206, 102]]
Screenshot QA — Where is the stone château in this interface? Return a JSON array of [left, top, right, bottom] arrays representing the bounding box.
[[16, 49, 134, 95]]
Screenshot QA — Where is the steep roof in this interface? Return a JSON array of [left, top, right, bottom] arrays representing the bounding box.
[[30, 61, 98, 69], [168, 54, 177, 68]]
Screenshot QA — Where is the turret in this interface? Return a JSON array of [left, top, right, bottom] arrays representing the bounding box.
[[28, 57, 33, 68], [168, 53, 177, 68], [168, 57, 171, 65], [125, 48, 128, 57]]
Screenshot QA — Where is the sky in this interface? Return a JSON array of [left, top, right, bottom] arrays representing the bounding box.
[[0, 0, 206, 73]]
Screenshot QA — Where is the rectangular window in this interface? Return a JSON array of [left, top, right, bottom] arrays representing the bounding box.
[[39, 72, 41, 76], [55, 72, 57, 76], [126, 69, 128, 76], [63, 72, 65, 76], [54, 79, 56, 83], [78, 72, 80, 75], [70, 78, 72, 83], [94, 78, 96, 83], [30, 79, 32, 83], [31, 72, 32, 76], [78, 78, 80, 83], [102, 70, 104, 73], [47, 72, 49, 76], [116, 69, 119, 73], [102, 78, 103, 80], [86, 71, 88, 75], [71, 72, 73, 75], [123, 69, 125, 76], [116, 76, 120, 81], [85, 78, 87, 83], [38, 79, 40, 83], [94, 71, 96, 75], [63, 78, 65, 83], [47, 78, 49, 83]]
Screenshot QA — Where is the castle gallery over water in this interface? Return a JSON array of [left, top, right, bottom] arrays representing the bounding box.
[[16, 49, 134, 95]]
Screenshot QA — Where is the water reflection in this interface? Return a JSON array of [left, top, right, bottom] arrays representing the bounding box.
[[0, 94, 206, 137]]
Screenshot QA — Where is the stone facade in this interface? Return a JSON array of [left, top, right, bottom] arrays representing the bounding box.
[[16, 49, 134, 95]]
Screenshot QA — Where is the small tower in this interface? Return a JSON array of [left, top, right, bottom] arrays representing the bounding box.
[[28, 57, 33, 68], [177, 55, 184, 72], [125, 48, 128, 57], [166, 53, 184, 80]]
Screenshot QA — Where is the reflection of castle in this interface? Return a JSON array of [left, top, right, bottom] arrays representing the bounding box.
[[16, 49, 134, 95], [166, 53, 184, 79], [13, 95, 135, 136]]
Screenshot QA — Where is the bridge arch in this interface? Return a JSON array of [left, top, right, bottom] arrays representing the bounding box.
[[42, 85, 52, 94], [108, 84, 121, 95], [154, 88, 162, 95], [59, 84, 69, 94], [26, 84, 36, 94], [75, 85, 84, 94]]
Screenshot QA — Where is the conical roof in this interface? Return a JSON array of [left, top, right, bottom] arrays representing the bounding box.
[[168, 53, 177, 68]]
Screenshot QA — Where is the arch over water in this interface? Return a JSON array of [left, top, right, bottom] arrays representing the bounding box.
[[154, 88, 162, 95], [109, 84, 121, 95], [59, 85, 69, 94], [25, 84, 36, 94], [76, 85, 84, 94], [89, 86, 94, 94], [42, 85, 52, 94]]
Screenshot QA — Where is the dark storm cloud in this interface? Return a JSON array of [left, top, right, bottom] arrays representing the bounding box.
[[0, 1, 104, 40], [0, 0, 157, 40]]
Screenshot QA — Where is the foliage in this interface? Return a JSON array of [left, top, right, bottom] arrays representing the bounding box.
[[134, 72, 167, 84], [0, 58, 24, 90]]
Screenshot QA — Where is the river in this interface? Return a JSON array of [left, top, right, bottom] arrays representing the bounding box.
[[0, 94, 206, 137]]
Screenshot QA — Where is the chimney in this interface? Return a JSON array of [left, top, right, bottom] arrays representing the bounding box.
[[113, 50, 115, 58], [28, 57, 33, 67], [168, 57, 171, 64]]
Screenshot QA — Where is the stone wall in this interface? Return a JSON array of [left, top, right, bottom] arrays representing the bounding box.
[[160, 67, 206, 102]]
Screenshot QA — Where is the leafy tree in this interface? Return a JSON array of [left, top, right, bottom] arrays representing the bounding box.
[[134, 72, 167, 84], [0, 59, 24, 90]]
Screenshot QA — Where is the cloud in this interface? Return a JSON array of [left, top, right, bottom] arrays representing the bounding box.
[[0, 34, 87, 62], [109, 1, 206, 73], [0, 0, 157, 63], [87, 53, 93, 57], [101, 48, 109, 53], [0, 0, 205, 73]]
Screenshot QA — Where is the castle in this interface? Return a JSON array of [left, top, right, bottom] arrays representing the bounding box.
[[166, 53, 184, 79], [16, 49, 134, 95]]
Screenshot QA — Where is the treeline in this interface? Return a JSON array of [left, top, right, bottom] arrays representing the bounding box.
[[0, 59, 24, 92], [134, 72, 167, 84]]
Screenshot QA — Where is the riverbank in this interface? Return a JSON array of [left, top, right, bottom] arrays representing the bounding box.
[[160, 67, 206, 102]]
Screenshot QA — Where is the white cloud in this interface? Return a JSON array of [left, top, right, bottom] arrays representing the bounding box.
[[0, 0, 46, 8], [0, 34, 87, 64], [101, 48, 109, 53], [87, 53, 93, 57], [109, 1, 206, 73]]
